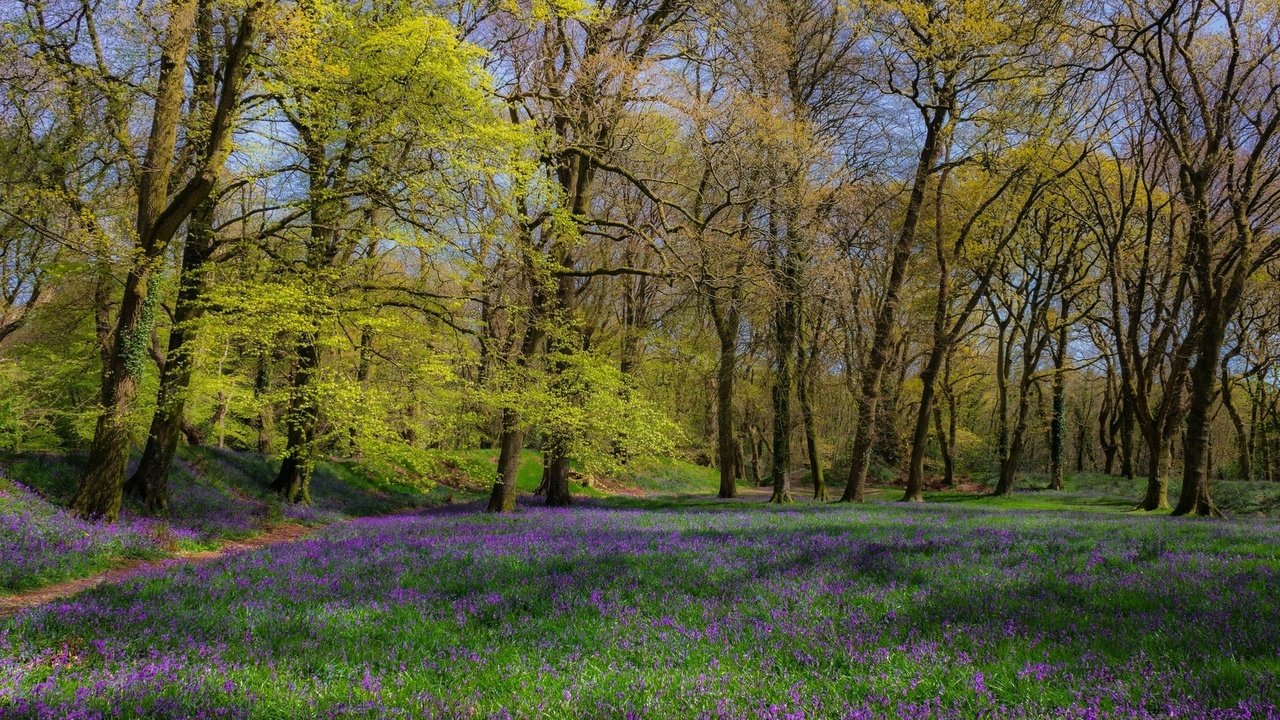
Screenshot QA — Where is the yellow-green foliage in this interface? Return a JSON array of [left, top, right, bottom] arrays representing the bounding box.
[[485, 349, 684, 478]]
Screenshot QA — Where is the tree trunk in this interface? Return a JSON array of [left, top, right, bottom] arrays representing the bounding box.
[[903, 349, 942, 502], [1174, 334, 1224, 516], [486, 409, 524, 513], [544, 449, 572, 507], [1119, 400, 1137, 481], [749, 425, 763, 487], [1073, 406, 1089, 473], [125, 199, 216, 512], [933, 400, 954, 488], [798, 369, 824, 501], [272, 339, 318, 504], [254, 352, 274, 455], [995, 375, 1035, 496], [1137, 442, 1170, 511], [716, 333, 738, 499], [1221, 369, 1250, 482], [769, 288, 798, 504], [72, 268, 158, 521], [1047, 316, 1068, 491], [841, 105, 946, 503], [73, 0, 203, 522]]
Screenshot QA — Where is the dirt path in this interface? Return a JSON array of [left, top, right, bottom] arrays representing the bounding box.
[[0, 522, 319, 619]]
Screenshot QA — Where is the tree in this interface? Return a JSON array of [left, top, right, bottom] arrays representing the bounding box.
[[68, 0, 262, 521], [842, 0, 1068, 502], [1112, 0, 1280, 515]]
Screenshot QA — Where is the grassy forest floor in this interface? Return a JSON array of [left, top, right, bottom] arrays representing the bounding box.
[[2, 453, 1279, 718]]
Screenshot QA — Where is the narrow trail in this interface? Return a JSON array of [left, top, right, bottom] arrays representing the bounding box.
[[0, 522, 319, 619]]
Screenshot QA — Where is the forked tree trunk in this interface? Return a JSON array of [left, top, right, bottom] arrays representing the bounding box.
[[73, 0, 257, 521], [72, 0, 203, 522]]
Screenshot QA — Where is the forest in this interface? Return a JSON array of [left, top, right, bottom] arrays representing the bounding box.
[[2, 0, 1280, 717]]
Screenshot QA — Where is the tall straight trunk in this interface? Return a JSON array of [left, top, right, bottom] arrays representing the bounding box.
[[542, 265, 577, 508], [932, 402, 953, 487], [749, 425, 763, 487], [1074, 407, 1089, 473], [1221, 369, 1250, 481], [798, 366, 824, 501], [769, 301, 797, 503], [993, 319, 1013, 469], [1047, 309, 1069, 491], [254, 352, 274, 455], [716, 332, 738, 499], [903, 350, 942, 502], [842, 105, 946, 503], [1118, 401, 1137, 481], [125, 199, 217, 512], [486, 408, 524, 512], [272, 339, 317, 504]]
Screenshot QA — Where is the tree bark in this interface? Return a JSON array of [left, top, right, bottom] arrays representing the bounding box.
[[1174, 322, 1225, 516], [798, 364, 824, 501], [544, 450, 572, 507], [903, 350, 941, 502], [73, 0, 258, 520], [749, 425, 763, 487], [769, 305, 796, 503], [272, 339, 318, 504], [1221, 368, 1250, 482], [1047, 303, 1069, 491], [254, 352, 274, 455], [486, 409, 524, 513], [125, 198, 216, 512], [716, 331, 739, 499]]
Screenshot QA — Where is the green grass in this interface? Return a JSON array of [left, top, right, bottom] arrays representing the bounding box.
[[617, 456, 722, 495]]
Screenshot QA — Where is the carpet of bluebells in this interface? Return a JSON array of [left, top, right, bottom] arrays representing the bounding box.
[[0, 480, 163, 592], [0, 449, 432, 592], [3, 499, 1280, 719]]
